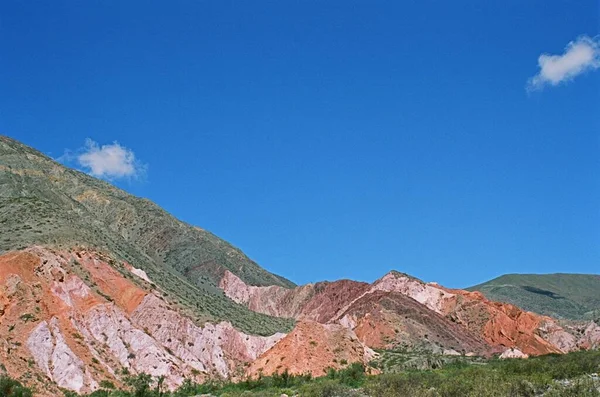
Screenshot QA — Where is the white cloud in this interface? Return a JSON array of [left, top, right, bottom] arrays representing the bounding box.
[[76, 139, 145, 180], [527, 35, 600, 91]]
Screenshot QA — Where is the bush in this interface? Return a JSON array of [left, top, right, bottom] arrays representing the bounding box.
[[325, 362, 366, 387], [125, 373, 153, 397], [299, 380, 355, 397], [0, 375, 34, 397], [70, 350, 600, 397]]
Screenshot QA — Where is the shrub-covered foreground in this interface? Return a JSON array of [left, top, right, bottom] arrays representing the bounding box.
[[0, 375, 34, 397], [5, 349, 600, 396]]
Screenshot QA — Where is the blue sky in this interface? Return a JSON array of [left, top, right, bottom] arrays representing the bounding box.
[[1, 1, 599, 288]]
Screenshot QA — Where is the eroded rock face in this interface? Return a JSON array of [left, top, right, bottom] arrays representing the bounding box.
[[335, 290, 490, 355], [580, 322, 600, 349], [220, 271, 371, 323], [78, 303, 190, 388], [370, 272, 456, 314], [541, 320, 600, 351], [246, 321, 376, 378], [27, 318, 97, 393], [0, 247, 285, 394], [364, 273, 600, 356], [131, 294, 284, 378], [123, 262, 152, 283], [3, 244, 600, 394], [220, 269, 600, 361]]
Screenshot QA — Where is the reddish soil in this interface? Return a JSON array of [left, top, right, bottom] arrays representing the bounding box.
[[298, 280, 371, 322], [223, 270, 595, 361], [246, 321, 374, 378], [0, 249, 148, 395], [339, 290, 491, 355], [442, 288, 563, 355], [77, 252, 147, 314]]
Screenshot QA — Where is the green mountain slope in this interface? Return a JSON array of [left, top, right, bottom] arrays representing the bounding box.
[[0, 135, 295, 334], [468, 273, 600, 320]]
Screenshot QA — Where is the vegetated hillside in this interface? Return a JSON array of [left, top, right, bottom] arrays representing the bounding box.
[[0, 135, 294, 335], [467, 273, 600, 320]]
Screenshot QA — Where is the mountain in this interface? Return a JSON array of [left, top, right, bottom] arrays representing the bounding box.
[[0, 135, 302, 394], [0, 135, 599, 395], [467, 273, 600, 320], [0, 135, 294, 335], [222, 270, 600, 378]]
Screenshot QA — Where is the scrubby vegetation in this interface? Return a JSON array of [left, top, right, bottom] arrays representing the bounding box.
[[468, 273, 600, 320], [61, 350, 600, 396], [0, 375, 34, 397]]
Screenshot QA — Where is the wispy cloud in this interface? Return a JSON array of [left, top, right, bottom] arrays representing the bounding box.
[[61, 139, 146, 180], [527, 35, 600, 91]]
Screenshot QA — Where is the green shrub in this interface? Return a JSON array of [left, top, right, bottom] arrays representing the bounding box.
[[299, 379, 354, 397], [0, 375, 34, 397]]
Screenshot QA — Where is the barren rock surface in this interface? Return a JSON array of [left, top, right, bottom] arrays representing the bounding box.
[[247, 321, 376, 378]]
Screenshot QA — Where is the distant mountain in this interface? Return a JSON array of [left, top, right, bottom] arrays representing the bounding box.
[[467, 273, 600, 320]]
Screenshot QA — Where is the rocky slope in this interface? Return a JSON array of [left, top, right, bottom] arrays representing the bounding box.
[[221, 270, 600, 377], [0, 247, 284, 395], [246, 321, 376, 378]]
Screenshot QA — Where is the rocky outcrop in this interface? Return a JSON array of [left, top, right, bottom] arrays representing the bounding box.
[[27, 317, 98, 393], [0, 247, 285, 395], [220, 269, 600, 361], [335, 290, 490, 355], [131, 294, 284, 378], [364, 273, 599, 356], [500, 348, 529, 359], [369, 272, 456, 314], [246, 321, 376, 378], [126, 264, 152, 283], [2, 244, 599, 394], [219, 271, 369, 322]]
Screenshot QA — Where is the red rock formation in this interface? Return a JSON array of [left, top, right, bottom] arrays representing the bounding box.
[[2, 245, 597, 394], [0, 248, 284, 395], [336, 290, 490, 355], [220, 269, 600, 367], [440, 288, 571, 355], [246, 321, 376, 378], [220, 271, 370, 322]]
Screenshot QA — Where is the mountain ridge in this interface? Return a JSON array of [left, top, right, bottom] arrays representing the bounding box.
[[0, 134, 295, 336]]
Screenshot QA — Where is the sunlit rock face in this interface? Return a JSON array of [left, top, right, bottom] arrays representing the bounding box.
[[0, 248, 285, 395], [220, 268, 600, 374]]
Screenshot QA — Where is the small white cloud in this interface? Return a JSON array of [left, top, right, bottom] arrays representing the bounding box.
[[75, 139, 146, 180], [527, 35, 600, 91]]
